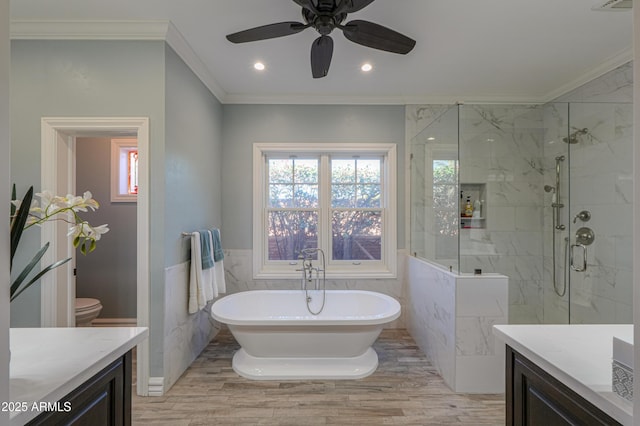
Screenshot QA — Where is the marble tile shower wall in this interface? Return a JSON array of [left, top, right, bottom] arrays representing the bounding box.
[[407, 62, 633, 325], [567, 103, 633, 323], [542, 63, 634, 324], [541, 103, 570, 324], [542, 102, 634, 324], [458, 105, 545, 324]]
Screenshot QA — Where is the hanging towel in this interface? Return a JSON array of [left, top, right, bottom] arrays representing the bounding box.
[[199, 229, 215, 270], [211, 228, 224, 262], [211, 228, 227, 295], [188, 232, 215, 314]]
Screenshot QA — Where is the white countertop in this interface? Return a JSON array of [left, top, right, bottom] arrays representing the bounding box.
[[493, 324, 633, 426], [10, 327, 148, 425]]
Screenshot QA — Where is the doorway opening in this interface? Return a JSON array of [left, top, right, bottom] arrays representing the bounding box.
[[40, 117, 150, 396]]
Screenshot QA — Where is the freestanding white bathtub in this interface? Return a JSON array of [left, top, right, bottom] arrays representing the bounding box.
[[211, 289, 401, 380]]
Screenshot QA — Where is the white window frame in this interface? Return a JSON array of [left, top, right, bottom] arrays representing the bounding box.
[[253, 142, 397, 279], [110, 137, 138, 202]]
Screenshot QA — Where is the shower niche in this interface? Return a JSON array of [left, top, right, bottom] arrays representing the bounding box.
[[459, 183, 486, 229]]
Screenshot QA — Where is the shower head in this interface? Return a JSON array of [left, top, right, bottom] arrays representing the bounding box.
[[544, 185, 555, 193], [563, 128, 588, 144]]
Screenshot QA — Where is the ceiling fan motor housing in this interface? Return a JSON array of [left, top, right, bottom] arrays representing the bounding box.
[[303, 8, 346, 35]]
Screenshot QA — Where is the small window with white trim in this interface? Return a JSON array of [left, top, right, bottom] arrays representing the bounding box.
[[111, 138, 138, 202], [253, 143, 397, 279]]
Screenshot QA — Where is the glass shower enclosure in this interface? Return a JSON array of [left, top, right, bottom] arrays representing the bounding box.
[[409, 102, 633, 324]]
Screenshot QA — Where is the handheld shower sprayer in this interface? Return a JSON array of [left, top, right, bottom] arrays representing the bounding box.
[[296, 248, 327, 315], [544, 185, 556, 203]]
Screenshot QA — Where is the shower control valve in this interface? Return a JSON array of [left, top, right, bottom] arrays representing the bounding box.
[[573, 210, 591, 223], [575, 227, 595, 246]]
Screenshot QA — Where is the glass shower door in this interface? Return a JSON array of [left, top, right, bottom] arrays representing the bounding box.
[[409, 105, 459, 272], [566, 102, 633, 324]]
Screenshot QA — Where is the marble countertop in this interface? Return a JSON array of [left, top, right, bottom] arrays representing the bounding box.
[[493, 324, 633, 426], [9, 327, 148, 425]]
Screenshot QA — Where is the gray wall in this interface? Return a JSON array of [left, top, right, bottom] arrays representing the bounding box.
[[75, 137, 137, 319], [0, 0, 10, 417], [10, 40, 166, 328], [10, 39, 224, 386], [221, 104, 406, 250], [163, 44, 223, 390], [165, 44, 223, 267]]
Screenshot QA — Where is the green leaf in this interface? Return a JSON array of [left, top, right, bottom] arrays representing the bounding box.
[[89, 240, 97, 253], [10, 242, 50, 297], [10, 257, 71, 302], [10, 186, 33, 271]]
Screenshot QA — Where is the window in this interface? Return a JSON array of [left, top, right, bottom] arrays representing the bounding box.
[[253, 143, 397, 279], [111, 138, 138, 202]]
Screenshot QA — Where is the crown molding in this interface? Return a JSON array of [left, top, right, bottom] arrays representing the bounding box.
[[164, 22, 227, 102], [10, 20, 227, 102], [222, 93, 547, 105], [10, 19, 170, 40], [540, 47, 633, 102]]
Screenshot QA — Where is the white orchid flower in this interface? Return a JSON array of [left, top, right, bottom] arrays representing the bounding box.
[[11, 185, 110, 303], [82, 191, 99, 211], [64, 191, 99, 212], [37, 190, 54, 205], [18, 188, 108, 254], [88, 224, 109, 241]]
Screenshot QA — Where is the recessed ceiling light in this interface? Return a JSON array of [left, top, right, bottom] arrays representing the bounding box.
[[427, 137, 436, 141], [361, 63, 373, 72], [254, 62, 265, 71]]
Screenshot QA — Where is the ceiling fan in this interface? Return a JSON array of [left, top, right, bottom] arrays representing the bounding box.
[[226, 0, 416, 78]]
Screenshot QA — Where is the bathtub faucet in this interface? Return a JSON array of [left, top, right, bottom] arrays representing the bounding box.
[[297, 248, 326, 290]]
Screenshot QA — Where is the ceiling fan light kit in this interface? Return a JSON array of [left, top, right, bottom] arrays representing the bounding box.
[[226, 0, 416, 78]]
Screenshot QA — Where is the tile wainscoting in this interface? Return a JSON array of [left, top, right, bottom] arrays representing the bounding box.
[[163, 262, 221, 393]]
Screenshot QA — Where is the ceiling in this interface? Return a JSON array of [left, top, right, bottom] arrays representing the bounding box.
[[9, 0, 634, 104]]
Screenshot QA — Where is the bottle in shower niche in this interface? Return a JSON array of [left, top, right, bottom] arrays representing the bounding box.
[[464, 197, 473, 217], [473, 199, 482, 218]]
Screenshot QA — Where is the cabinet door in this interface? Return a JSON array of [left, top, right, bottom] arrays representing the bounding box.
[[506, 346, 621, 426], [28, 350, 132, 426]]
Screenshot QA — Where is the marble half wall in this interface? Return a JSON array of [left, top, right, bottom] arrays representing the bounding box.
[[224, 249, 407, 329], [163, 262, 221, 393], [407, 256, 508, 393]]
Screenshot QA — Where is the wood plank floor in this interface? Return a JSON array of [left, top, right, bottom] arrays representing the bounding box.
[[132, 329, 505, 425]]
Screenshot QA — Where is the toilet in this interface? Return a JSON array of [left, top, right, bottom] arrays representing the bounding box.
[[75, 298, 103, 327]]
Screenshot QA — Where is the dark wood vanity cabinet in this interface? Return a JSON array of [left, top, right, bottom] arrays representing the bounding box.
[[27, 350, 132, 426], [506, 346, 621, 426]]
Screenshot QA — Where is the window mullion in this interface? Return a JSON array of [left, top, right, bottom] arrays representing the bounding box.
[[320, 154, 331, 257]]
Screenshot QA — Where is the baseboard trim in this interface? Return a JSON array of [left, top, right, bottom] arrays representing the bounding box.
[[148, 377, 165, 396], [91, 318, 137, 327]]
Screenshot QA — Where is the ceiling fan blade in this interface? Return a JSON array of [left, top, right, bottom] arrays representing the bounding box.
[[342, 20, 416, 54], [226, 22, 307, 44], [292, 0, 319, 14], [311, 35, 334, 78], [336, 0, 376, 14]]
